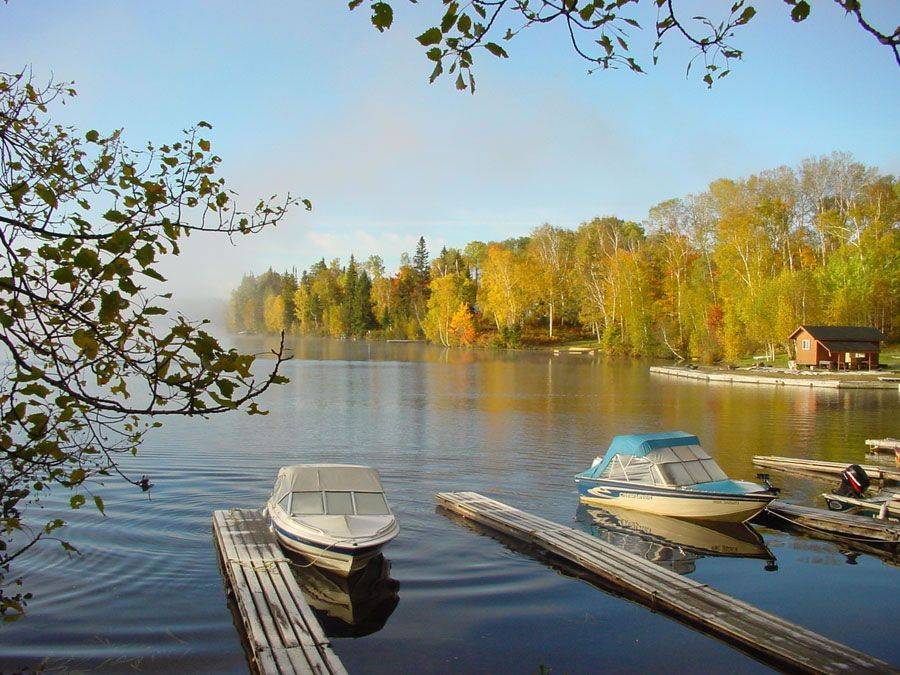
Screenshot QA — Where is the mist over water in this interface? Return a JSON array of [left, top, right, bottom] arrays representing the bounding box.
[[1, 337, 897, 672]]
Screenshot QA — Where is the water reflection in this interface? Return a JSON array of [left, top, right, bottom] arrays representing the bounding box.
[[289, 553, 399, 638], [577, 505, 777, 574]]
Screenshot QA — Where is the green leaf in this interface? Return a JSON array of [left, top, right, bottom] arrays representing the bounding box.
[[790, 1, 810, 22], [441, 4, 458, 33], [417, 27, 442, 46], [134, 244, 155, 267], [426, 47, 442, 62], [455, 72, 466, 90], [70, 494, 86, 509], [198, 138, 211, 152], [93, 495, 106, 515], [8, 181, 29, 206], [34, 184, 58, 209], [457, 14, 472, 35], [737, 6, 756, 25], [370, 2, 393, 31], [51, 267, 76, 284], [102, 209, 128, 224], [99, 290, 124, 324], [484, 42, 508, 58], [73, 329, 99, 359], [216, 379, 235, 399], [85, 129, 100, 142]]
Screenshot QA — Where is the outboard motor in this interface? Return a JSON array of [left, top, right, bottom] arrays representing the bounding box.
[[834, 464, 870, 497]]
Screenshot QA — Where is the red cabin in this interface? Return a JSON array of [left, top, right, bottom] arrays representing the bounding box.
[[789, 325, 887, 370]]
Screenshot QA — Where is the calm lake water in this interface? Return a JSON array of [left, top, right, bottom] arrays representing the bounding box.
[[2, 337, 898, 673]]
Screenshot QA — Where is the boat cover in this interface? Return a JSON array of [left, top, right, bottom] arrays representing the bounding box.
[[578, 431, 700, 479], [275, 464, 384, 501]]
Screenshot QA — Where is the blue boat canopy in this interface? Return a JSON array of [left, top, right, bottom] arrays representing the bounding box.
[[578, 431, 700, 480]]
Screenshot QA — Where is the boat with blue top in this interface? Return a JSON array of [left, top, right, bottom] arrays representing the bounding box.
[[575, 432, 777, 523]]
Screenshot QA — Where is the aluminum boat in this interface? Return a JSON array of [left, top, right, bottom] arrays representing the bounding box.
[[575, 432, 777, 523], [266, 464, 399, 575]]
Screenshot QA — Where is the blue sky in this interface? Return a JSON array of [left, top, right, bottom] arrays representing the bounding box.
[[3, 1, 898, 299]]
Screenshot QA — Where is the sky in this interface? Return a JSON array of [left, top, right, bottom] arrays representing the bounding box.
[[2, 1, 898, 305]]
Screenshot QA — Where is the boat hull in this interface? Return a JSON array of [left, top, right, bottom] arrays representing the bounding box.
[[266, 506, 397, 576], [576, 479, 774, 523]]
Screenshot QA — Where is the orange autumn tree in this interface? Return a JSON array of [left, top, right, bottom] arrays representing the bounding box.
[[449, 303, 476, 346]]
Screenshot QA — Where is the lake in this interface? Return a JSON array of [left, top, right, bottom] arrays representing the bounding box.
[[2, 337, 898, 673]]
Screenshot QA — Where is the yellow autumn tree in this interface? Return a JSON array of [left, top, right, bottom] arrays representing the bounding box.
[[479, 244, 527, 331], [263, 293, 286, 333], [423, 274, 473, 346]]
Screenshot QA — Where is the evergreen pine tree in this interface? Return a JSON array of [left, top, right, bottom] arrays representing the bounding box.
[[413, 236, 430, 283]]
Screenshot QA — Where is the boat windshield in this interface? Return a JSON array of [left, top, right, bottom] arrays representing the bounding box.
[[645, 445, 729, 486], [287, 490, 391, 516], [596, 443, 729, 487]]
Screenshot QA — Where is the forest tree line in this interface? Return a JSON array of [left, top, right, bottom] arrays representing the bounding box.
[[228, 153, 898, 362]]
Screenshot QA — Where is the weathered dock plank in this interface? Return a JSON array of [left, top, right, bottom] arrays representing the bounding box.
[[764, 500, 900, 543], [213, 508, 347, 675], [436, 491, 896, 674], [753, 455, 900, 483]]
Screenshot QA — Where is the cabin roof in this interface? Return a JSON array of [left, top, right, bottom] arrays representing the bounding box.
[[788, 325, 888, 342], [821, 340, 880, 354]]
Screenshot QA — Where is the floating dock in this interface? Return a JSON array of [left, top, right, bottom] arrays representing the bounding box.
[[866, 438, 900, 454], [764, 500, 900, 545], [753, 455, 900, 483], [649, 365, 898, 389], [553, 346, 597, 355], [212, 509, 347, 675], [436, 491, 893, 674]]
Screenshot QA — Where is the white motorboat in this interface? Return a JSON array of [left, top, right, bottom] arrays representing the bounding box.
[[575, 432, 777, 523], [266, 464, 399, 575]]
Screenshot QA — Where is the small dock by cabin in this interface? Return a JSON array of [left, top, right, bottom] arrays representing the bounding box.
[[212, 508, 347, 675], [436, 491, 892, 674], [649, 365, 899, 389]]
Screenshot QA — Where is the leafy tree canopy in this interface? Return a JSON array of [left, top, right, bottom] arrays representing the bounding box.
[[350, 0, 899, 91], [0, 71, 303, 619]]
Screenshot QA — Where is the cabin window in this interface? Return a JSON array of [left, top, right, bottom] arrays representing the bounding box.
[[279, 493, 291, 512], [801, 339, 810, 350], [324, 491, 355, 515], [290, 491, 324, 515], [354, 492, 391, 515]]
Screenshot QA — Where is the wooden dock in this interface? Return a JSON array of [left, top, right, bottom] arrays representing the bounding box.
[[649, 365, 898, 389], [866, 438, 900, 454], [753, 455, 900, 483], [436, 491, 894, 674], [212, 509, 347, 675], [764, 500, 900, 544]]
